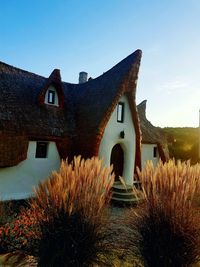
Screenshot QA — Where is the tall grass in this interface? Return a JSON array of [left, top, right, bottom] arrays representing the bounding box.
[[124, 160, 200, 267], [29, 156, 115, 266]]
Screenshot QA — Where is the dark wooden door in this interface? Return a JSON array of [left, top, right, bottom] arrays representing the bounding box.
[[110, 144, 124, 181]]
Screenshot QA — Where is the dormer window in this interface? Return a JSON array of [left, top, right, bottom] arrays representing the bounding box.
[[38, 69, 65, 108], [48, 90, 55, 104], [44, 86, 59, 106], [117, 102, 124, 123]]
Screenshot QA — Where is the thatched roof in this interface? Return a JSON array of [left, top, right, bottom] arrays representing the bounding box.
[[0, 50, 142, 167], [137, 100, 169, 161], [0, 62, 71, 138], [68, 50, 142, 166]]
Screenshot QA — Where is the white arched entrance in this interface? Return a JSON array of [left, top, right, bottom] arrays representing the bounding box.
[[98, 95, 136, 185]]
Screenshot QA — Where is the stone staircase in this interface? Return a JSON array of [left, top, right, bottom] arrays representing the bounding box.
[[111, 181, 141, 206]]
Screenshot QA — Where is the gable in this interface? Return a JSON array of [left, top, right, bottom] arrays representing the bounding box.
[[98, 95, 137, 184], [71, 50, 142, 160], [99, 95, 135, 147], [38, 69, 65, 108], [137, 100, 169, 162]]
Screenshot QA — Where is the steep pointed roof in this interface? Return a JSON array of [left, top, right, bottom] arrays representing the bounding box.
[[137, 100, 169, 161], [0, 50, 142, 166], [67, 50, 142, 163], [0, 62, 70, 137], [137, 100, 158, 144], [38, 69, 65, 108], [0, 62, 73, 166], [69, 50, 141, 132]]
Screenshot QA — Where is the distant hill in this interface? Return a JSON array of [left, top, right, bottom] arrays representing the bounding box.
[[163, 127, 199, 164]]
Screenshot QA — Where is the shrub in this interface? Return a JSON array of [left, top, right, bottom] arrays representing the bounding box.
[[0, 201, 13, 227], [0, 199, 27, 227], [28, 156, 115, 266], [0, 199, 33, 254], [0, 207, 42, 254], [124, 160, 200, 267]]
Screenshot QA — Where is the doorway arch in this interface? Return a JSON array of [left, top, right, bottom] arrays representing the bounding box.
[[110, 144, 124, 181]]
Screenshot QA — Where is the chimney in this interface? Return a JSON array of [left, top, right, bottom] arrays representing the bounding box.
[[79, 71, 88, 84]]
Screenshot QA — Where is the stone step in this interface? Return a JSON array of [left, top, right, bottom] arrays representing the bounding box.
[[111, 197, 139, 207], [113, 181, 121, 185], [112, 191, 136, 196], [112, 192, 135, 200], [111, 196, 138, 202], [112, 185, 133, 193], [111, 181, 143, 206]]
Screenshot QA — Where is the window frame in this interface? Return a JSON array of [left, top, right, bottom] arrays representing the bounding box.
[[35, 141, 48, 158], [117, 102, 124, 123], [48, 90, 56, 104], [153, 146, 157, 158]]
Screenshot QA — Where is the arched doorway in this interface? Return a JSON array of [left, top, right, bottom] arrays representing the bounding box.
[[110, 144, 124, 181]]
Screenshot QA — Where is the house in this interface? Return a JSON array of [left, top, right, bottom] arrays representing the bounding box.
[[0, 50, 142, 200], [137, 100, 169, 169]]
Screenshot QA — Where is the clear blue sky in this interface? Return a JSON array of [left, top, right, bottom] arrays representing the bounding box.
[[1, 0, 200, 127]]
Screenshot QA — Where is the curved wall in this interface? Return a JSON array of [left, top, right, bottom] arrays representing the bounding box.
[[98, 95, 136, 185], [0, 141, 60, 200], [141, 143, 159, 169]]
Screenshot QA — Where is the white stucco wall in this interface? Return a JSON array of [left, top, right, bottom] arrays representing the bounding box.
[[0, 141, 60, 200], [98, 95, 136, 185], [141, 143, 159, 169], [44, 85, 59, 106]]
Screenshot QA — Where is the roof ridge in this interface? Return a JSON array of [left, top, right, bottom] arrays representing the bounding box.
[[109, 49, 142, 71], [138, 99, 147, 107], [72, 49, 142, 87], [0, 60, 46, 79]]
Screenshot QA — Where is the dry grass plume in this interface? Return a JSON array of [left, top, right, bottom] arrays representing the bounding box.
[[123, 160, 200, 267]]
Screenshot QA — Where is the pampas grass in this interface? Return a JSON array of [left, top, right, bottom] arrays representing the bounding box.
[[30, 156, 115, 266], [123, 160, 200, 267]]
